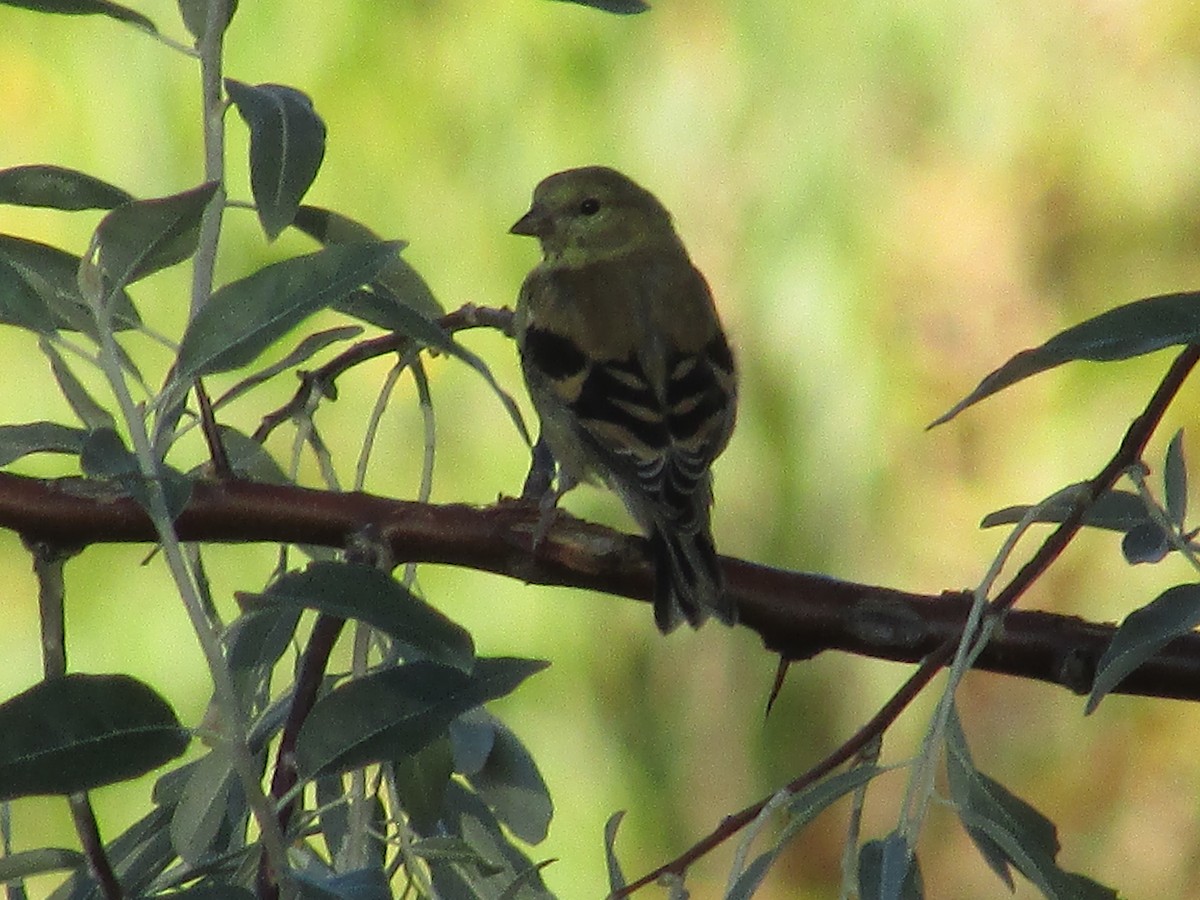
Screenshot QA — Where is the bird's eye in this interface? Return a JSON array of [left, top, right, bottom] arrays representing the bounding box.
[[579, 197, 601, 216]]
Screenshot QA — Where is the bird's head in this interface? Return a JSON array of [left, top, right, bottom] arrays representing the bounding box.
[[511, 166, 680, 265]]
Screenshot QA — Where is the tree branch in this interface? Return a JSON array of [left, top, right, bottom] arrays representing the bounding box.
[[2, 472, 1198, 702]]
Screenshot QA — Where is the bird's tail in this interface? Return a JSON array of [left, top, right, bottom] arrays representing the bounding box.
[[649, 526, 736, 633]]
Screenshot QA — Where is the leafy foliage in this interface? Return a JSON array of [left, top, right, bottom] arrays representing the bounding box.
[[2, 0, 1198, 898], [0, 5, 554, 898]]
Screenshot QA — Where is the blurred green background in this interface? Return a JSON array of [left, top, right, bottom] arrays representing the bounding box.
[[5, 0, 1200, 896]]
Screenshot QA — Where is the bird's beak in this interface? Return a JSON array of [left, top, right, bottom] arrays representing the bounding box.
[[510, 205, 548, 237]]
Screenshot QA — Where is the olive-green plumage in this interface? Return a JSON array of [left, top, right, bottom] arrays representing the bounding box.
[[511, 166, 738, 632]]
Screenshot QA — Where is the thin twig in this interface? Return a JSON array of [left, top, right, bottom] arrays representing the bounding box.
[[252, 305, 514, 444], [27, 539, 121, 899], [257, 614, 346, 900], [66, 795, 122, 900]]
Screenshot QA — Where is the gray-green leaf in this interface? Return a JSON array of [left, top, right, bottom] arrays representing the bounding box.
[[0, 0, 156, 32], [169, 745, 234, 866], [460, 711, 552, 844], [0, 674, 188, 800], [93, 182, 218, 287], [945, 708, 1117, 898], [981, 486, 1150, 533], [295, 658, 548, 780], [40, 338, 118, 431], [177, 0, 237, 40], [932, 291, 1200, 427], [0, 235, 142, 335], [858, 835, 924, 900], [226, 80, 326, 240], [0, 165, 132, 211], [727, 765, 885, 900], [391, 737, 454, 833], [0, 422, 88, 467], [253, 561, 474, 670], [1121, 522, 1170, 565], [1087, 583, 1200, 713], [1165, 429, 1188, 528], [603, 811, 627, 894], [294, 205, 442, 318], [551, 0, 648, 13], [173, 241, 398, 381], [0, 848, 85, 884]]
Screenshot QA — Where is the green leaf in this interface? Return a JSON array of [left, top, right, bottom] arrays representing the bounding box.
[[1165, 429, 1188, 528], [151, 755, 195, 806], [1121, 522, 1170, 565], [932, 291, 1200, 427], [290, 207, 529, 444], [254, 562, 474, 670], [79, 426, 137, 480], [727, 765, 885, 899], [0, 422, 88, 467], [0, 847, 85, 883], [945, 708, 1117, 898], [858, 835, 924, 900], [390, 737, 453, 833], [292, 867, 391, 900], [40, 338, 117, 431], [295, 205, 443, 318], [0, 674, 189, 800], [93, 182, 218, 288], [459, 711, 552, 844], [0, 165, 132, 211], [177, 0, 237, 40], [0, 0, 156, 32], [550, 0, 648, 13], [169, 745, 234, 866], [295, 657, 548, 780], [956, 807, 1118, 900], [209, 425, 293, 484], [981, 486, 1150, 533], [426, 782, 553, 898], [162, 887, 254, 900], [1087, 583, 1200, 713], [226, 81, 326, 240], [0, 235, 141, 335], [212, 325, 361, 415], [495, 861, 556, 900], [603, 811, 627, 894], [80, 428, 193, 522], [946, 707, 1033, 889], [173, 241, 399, 380], [450, 710, 497, 776], [408, 835, 493, 865], [224, 604, 302, 672], [337, 283, 447, 344], [0, 250, 56, 333]]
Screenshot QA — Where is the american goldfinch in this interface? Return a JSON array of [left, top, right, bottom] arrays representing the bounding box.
[[511, 166, 738, 633]]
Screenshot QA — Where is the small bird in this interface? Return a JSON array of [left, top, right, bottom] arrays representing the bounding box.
[[510, 166, 738, 633]]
